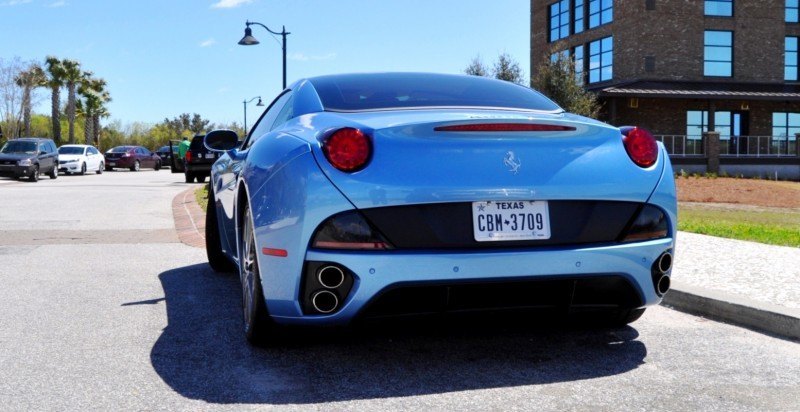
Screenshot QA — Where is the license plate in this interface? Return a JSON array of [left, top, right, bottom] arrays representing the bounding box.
[[472, 201, 551, 242], [108, 162, 115, 166], [205, 153, 214, 159]]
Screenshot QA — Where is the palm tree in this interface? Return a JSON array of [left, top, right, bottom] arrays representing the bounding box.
[[61, 59, 83, 144], [14, 64, 47, 137], [44, 56, 65, 144], [78, 75, 111, 147]]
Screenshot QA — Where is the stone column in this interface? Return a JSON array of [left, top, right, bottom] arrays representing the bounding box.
[[704, 131, 720, 174], [795, 133, 800, 158]]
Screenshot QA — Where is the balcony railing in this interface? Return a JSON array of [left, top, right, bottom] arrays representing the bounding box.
[[655, 135, 798, 158], [653, 135, 704, 156]]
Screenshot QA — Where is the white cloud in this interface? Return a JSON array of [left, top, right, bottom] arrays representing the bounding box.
[[199, 39, 217, 47], [288, 52, 337, 62], [210, 0, 252, 9], [48, 0, 66, 7], [1, 0, 32, 6]]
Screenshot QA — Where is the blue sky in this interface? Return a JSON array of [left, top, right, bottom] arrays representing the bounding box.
[[1, 0, 530, 126]]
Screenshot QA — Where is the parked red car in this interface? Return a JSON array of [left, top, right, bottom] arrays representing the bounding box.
[[104, 146, 162, 171]]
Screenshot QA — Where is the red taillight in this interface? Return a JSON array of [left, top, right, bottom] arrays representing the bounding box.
[[322, 128, 371, 172], [185, 151, 192, 162], [621, 127, 658, 168], [434, 123, 576, 132]]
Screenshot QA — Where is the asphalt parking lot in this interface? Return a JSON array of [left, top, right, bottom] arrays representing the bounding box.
[[0, 171, 798, 411]]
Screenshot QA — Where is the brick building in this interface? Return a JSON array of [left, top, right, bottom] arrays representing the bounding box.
[[530, 0, 800, 163]]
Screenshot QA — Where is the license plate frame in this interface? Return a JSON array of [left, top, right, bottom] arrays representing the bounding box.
[[472, 201, 551, 242]]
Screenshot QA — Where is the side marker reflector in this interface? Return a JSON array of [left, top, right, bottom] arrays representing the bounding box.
[[262, 247, 288, 257]]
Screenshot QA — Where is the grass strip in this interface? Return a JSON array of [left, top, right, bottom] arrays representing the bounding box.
[[678, 206, 800, 247], [195, 185, 208, 213]]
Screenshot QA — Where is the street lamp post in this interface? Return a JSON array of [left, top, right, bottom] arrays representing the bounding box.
[[243, 96, 264, 135], [238, 21, 290, 89]]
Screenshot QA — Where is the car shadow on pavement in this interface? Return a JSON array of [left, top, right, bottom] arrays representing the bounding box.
[[151, 264, 647, 405]]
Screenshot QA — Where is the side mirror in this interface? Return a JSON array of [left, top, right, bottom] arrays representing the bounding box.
[[205, 129, 240, 152]]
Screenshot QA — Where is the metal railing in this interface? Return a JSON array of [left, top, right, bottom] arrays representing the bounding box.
[[653, 135, 704, 156], [720, 136, 797, 157], [655, 135, 798, 157]]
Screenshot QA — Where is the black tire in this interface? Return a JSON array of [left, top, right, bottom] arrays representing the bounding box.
[[30, 165, 39, 182], [185, 172, 194, 183], [48, 164, 57, 179], [206, 186, 235, 273], [240, 203, 275, 345], [131, 160, 140, 172], [105, 166, 112, 171], [79, 162, 86, 175], [197, 175, 206, 183], [96, 162, 104, 174]]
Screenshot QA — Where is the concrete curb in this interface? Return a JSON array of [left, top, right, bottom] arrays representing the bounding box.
[[171, 187, 206, 249], [664, 280, 800, 341]]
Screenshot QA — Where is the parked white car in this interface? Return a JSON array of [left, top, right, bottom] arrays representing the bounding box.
[[57, 144, 105, 175]]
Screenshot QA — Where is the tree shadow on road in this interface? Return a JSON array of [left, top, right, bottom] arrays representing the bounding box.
[[151, 264, 647, 404]]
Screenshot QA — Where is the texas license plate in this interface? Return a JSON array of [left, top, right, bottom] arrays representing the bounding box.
[[205, 153, 214, 159], [472, 201, 551, 241]]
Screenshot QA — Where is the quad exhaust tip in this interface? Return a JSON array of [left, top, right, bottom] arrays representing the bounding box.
[[317, 265, 345, 289], [657, 252, 673, 274], [311, 290, 339, 314], [657, 274, 671, 296]]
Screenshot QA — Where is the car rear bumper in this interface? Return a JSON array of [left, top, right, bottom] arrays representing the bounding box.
[[267, 237, 674, 326], [105, 158, 133, 168]]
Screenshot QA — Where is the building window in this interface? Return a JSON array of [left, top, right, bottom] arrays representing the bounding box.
[[772, 112, 799, 154], [787, 37, 798, 81], [704, 30, 733, 77], [574, 45, 585, 84], [787, 0, 799, 23], [588, 0, 612, 28], [574, 0, 585, 33], [549, 0, 571, 42], [705, 0, 733, 16], [588, 36, 613, 83], [551, 49, 570, 63], [686, 111, 732, 140]]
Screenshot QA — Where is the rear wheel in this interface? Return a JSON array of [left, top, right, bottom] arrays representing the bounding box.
[[240, 203, 275, 345], [197, 175, 206, 183], [206, 185, 235, 273], [96, 162, 104, 174]]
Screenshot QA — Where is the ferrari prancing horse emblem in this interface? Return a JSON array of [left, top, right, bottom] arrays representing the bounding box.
[[504, 151, 521, 174]]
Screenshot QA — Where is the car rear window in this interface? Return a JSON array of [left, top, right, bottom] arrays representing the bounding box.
[[108, 146, 132, 153], [189, 137, 206, 152], [309, 73, 561, 112], [59, 147, 85, 155]]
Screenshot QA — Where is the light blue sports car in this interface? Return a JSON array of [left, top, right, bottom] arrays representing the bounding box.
[[203, 72, 676, 344]]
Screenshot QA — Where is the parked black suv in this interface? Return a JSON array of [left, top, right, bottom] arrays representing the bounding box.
[[170, 134, 219, 183], [0, 138, 59, 182]]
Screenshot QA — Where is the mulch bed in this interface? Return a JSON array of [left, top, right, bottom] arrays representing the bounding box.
[[676, 177, 800, 209]]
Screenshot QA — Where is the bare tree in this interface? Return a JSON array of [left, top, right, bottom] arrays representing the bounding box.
[[0, 57, 26, 140], [465, 56, 489, 77]]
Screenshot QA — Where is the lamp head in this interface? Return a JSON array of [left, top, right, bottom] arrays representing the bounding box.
[[238, 26, 259, 46], [256, 97, 264, 106]]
